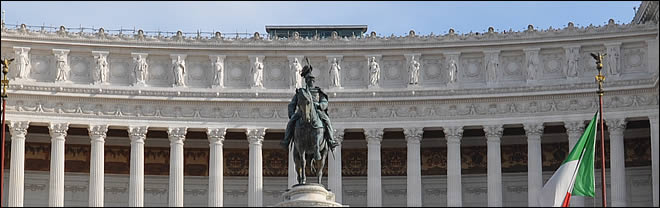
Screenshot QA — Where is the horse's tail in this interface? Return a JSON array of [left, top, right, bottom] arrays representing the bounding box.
[[311, 159, 316, 173]]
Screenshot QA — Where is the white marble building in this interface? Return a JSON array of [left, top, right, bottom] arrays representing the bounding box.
[[1, 1, 658, 207]]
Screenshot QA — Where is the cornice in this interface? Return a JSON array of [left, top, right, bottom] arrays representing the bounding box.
[[6, 76, 657, 103]]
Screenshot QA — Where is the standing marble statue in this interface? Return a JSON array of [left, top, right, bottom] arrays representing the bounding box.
[[368, 57, 380, 88], [525, 50, 539, 81], [55, 51, 70, 81], [566, 47, 580, 78], [252, 57, 264, 88], [486, 53, 498, 83], [16, 48, 31, 79], [606, 46, 620, 76], [173, 56, 186, 87], [94, 53, 109, 84], [329, 58, 341, 88], [133, 55, 148, 85], [448, 57, 458, 84], [408, 56, 421, 86], [291, 58, 303, 89], [213, 57, 224, 88]]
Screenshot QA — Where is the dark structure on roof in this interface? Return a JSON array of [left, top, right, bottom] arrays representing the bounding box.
[[265, 25, 368, 39]]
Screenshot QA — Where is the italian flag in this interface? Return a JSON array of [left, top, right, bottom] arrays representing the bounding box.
[[538, 111, 598, 207]]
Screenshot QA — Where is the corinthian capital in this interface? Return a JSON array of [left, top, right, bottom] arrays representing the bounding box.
[[167, 127, 188, 144], [207, 127, 227, 144], [364, 128, 383, 144], [443, 126, 463, 138], [483, 124, 503, 138], [88, 124, 109, 139], [9, 121, 30, 137], [523, 122, 544, 137], [606, 118, 627, 134], [48, 122, 69, 138], [564, 120, 585, 136], [247, 128, 267, 145], [333, 128, 345, 144], [128, 126, 148, 142], [404, 127, 423, 143]]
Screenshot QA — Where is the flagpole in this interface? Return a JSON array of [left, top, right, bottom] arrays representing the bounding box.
[[591, 52, 607, 207]]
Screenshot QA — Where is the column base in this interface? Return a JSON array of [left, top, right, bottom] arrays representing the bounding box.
[[275, 184, 347, 207]]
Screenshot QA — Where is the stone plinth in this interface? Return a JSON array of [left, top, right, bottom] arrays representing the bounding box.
[[275, 184, 345, 207]]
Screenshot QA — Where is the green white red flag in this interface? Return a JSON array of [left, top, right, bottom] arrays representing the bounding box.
[[538, 111, 598, 207]]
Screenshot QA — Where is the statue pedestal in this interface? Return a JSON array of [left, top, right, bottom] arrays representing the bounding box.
[[274, 184, 346, 207]]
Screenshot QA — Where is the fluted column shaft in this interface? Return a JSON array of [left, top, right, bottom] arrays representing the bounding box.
[[524, 122, 544, 207], [444, 126, 464, 207], [565, 120, 586, 207], [607, 118, 627, 207], [404, 128, 423, 207], [48, 123, 69, 207], [650, 114, 659, 207], [167, 127, 187, 207], [88, 125, 108, 207], [128, 126, 148, 207], [484, 125, 503, 207], [207, 128, 226, 207], [328, 129, 344, 203], [365, 128, 383, 207], [247, 128, 266, 207], [288, 147, 296, 188], [8, 121, 29, 207]]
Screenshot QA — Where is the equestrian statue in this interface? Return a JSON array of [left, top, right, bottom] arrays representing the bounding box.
[[281, 59, 339, 185]]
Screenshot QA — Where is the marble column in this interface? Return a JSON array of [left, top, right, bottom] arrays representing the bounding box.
[[564, 120, 586, 207], [128, 126, 148, 207], [328, 128, 345, 203], [484, 124, 503, 207], [8, 121, 29, 207], [650, 113, 659, 207], [607, 118, 627, 207], [207, 128, 227, 207], [404, 127, 423, 207], [48, 122, 69, 207], [88, 125, 109, 207], [364, 128, 383, 207], [167, 127, 187, 207], [247, 128, 266, 207], [444, 126, 464, 207], [524, 122, 544, 207]]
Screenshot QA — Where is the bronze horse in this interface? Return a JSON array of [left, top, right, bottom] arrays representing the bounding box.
[[291, 87, 328, 185]]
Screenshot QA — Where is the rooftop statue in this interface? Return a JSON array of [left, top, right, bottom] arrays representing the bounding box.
[[281, 59, 339, 185]]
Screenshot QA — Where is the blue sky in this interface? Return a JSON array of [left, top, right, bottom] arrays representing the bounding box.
[[0, 1, 641, 36]]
